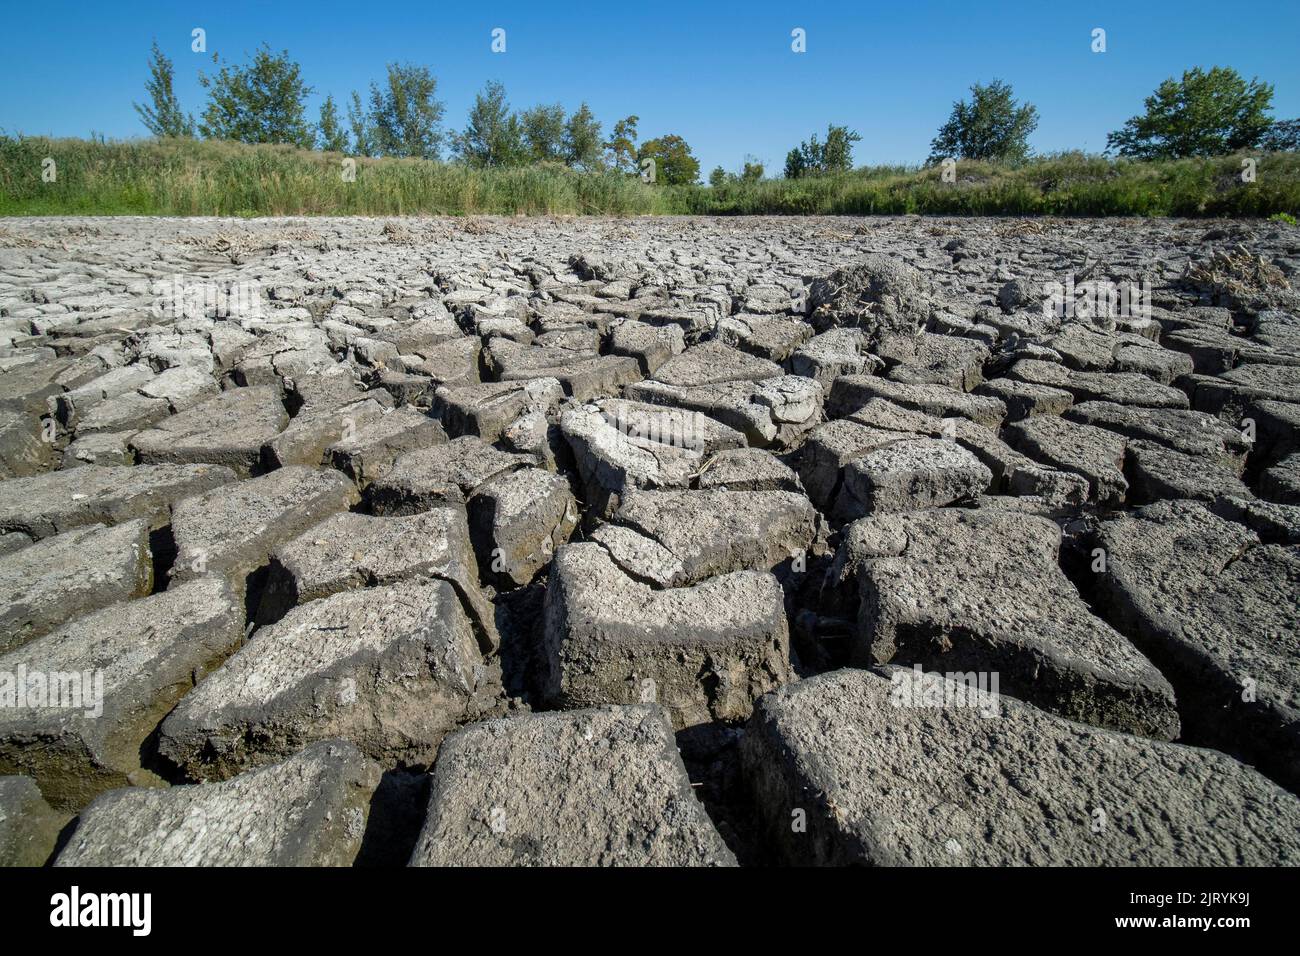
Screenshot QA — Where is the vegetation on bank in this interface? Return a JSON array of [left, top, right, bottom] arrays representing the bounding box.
[[4, 43, 1297, 218], [2, 135, 1298, 218]]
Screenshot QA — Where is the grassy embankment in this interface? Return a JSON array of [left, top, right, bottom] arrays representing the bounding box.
[[2, 134, 1298, 218]]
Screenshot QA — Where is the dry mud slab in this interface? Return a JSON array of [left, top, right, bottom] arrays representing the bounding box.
[[0, 214, 1298, 866]]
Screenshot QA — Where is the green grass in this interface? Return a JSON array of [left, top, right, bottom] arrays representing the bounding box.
[[690, 152, 1300, 217], [2, 136, 1298, 218]]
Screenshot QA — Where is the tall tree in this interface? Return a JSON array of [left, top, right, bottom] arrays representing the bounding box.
[[927, 79, 1038, 164], [134, 41, 195, 138], [365, 63, 445, 159], [317, 94, 348, 152], [1107, 67, 1276, 159], [564, 103, 603, 169], [521, 103, 567, 163], [820, 126, 861, 172], [198, 44, 314, 147], [347, 91, 374, 156], [785, 125, 860, 177], [606, 115, 640, 173], [636, 134, 700, 185], [455, 81, 525, 167], [784, 147, 807, 180]]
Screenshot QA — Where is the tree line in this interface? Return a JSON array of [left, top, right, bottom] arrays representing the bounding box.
[[134, 42, 701, 184], [135, 41, 1299, 187], [924, 71, 1298, 165]]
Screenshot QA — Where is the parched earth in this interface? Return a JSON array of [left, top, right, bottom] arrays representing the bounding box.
[[1, 214, 1299, 867]]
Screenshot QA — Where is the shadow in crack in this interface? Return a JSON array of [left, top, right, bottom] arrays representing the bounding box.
[[675, 720, 772, 866], [355, 768, 431, 867]]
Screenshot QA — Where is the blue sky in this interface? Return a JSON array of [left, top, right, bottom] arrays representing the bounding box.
[[3, 0, 1298, 176]]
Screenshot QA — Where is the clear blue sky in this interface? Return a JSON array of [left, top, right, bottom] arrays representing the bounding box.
[[3, 0, 1297, 177]]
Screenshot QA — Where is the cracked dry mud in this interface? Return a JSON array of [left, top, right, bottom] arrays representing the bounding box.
[[1, 214, 1299, 867]]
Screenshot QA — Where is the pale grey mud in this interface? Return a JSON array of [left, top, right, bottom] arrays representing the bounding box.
[[0, 215, 1298, 866]]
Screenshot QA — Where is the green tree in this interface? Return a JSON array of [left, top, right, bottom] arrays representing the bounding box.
[[928, 79, 1038, 164], [606, 115, 640, 172], [564, 103, 604, 169], [784, 147, 807, 179], [1260, 119, 1300, 153], [364, 63, 445, 159], [785, 125, 860, 177], [317, 94, 348, 152], [347, 90, 374, 156], [821, 126, 860, 172], [455, 81, 525, 167], [1107, 67, 1276, 159], [521, 103, 567, 163], [198, 45, 314, 147], [134, 41, 195, 138], [741, 157, 765, 182], [636, 134, 700, 185], [708, 166, 730, 188]]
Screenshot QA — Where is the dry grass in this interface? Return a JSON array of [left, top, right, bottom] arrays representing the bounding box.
[[1183, 243, 1293, 307]]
